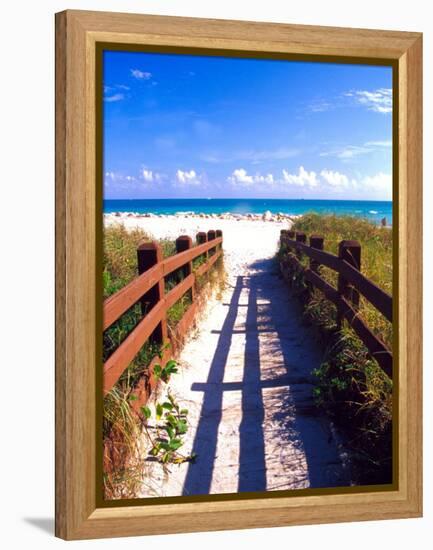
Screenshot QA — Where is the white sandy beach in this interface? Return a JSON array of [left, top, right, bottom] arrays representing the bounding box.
[[104, 212, 294, 284], [104, 213, 350, 497]]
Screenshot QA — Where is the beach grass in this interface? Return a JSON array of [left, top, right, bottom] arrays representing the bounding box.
[[102, 222, 225, 498], [279, 213, 393, 484], [291, 213, 392, 348]]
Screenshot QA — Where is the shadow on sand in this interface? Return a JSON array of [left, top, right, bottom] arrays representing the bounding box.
[[182, 258, 349, 496]]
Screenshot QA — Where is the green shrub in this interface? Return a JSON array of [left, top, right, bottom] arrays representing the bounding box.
[[102, 223, 225, 498], [279, 214, 393, 485]]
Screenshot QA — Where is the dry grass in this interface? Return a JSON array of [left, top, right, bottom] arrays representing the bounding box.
[[292, 213, 392, 347], [279, 214, 393, 485], [102, 223, 226, 499]]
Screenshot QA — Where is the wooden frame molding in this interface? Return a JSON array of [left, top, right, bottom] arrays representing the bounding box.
[[55, 9, 422, 540]]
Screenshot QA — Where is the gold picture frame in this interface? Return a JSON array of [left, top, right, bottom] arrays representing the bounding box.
[[55, 9, 422, 540]]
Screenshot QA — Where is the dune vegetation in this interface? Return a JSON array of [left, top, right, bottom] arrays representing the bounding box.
[[102, 223, 225, 499], [278, 214, 393, 485]]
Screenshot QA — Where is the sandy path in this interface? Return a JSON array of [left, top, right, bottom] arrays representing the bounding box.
[[115, 215, 352, 497]]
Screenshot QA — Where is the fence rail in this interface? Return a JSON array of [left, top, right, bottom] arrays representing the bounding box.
[[279, 229, 393, 377], [103, 230, 223, 400]]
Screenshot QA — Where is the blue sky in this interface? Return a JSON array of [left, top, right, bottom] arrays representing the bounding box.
[[103, 50, 393, 201]]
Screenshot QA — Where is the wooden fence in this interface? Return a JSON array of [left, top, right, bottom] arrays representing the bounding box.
[[103, 229, 223, 408], [279, 229, 393, 377]]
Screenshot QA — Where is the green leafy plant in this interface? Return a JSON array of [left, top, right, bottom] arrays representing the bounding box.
[[153, 359, 178, 383], [277, 214, 393, 485], [141, 358, 196, 468], [102, 224, 224, 496]]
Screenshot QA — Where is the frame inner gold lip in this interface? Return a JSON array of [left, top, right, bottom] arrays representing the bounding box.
[[94, 40, 399, 509]]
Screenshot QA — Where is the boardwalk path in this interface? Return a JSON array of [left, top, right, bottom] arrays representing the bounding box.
[[140, 229, 350, 497]]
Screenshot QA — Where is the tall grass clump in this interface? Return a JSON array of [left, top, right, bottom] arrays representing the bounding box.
[[102, 223, 226, 498], [292, 213, 392, 348], [280, 213, 393, 485]]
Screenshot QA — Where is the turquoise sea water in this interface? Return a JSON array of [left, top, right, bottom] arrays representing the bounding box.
[[104, 199, 392, 224]]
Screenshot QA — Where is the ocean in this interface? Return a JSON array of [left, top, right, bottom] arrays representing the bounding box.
[[103, 199, 393, 224]]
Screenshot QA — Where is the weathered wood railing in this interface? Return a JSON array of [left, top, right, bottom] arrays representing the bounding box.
[[279, 229, 393, 377], [103, 229, 223, 405]]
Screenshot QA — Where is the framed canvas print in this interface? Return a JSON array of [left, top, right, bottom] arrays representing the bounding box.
[[55, 10, 422, 540]]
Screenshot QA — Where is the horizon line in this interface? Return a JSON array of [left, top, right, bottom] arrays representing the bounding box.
[[104, 197, 392, 203]]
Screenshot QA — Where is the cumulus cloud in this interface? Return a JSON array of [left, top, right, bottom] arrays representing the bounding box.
[[361, 172, 392, 196], [282, 166, 318, 187], [142, 169, 153, 182], [104, 171, 136, 186], [131, 69, 152, 80], [175, 169, 201, 186], [345, 88, 392, 114], [228, 168, 253, 185], [260, 173, 274, 184], [228, 169, 274, 187], [320, 169, 350, 187], [105, 171, 117, 181], [141, 168, 158, 183]]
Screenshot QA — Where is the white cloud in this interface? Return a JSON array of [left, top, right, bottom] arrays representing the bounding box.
[[228, 168, 253, 185], [104, 93, 124, 103], [175, 169, 201, 186], [104, 171, 136, 187], [320, 139, 392, 160], [131, 69, 152, 80], [282, 166, 318, 187], [228, 169, 274, 187], [307, 99, 332, 113], [105, 171, 117, 180], [141, 169, 154, 182], [226, 166, 391, 199], [361, 172, 392, 197], [260, 174, 274, 184], [141, 168, 163, 184], [201, 147, 299, 164], [365, 140, 392, 147], [346, 88, 392, 114], [320, 170, 350, 187], [103, 83, 130, 102], [329, 145, 371, 159]]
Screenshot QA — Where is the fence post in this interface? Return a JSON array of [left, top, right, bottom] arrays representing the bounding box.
[[309, 234, 324, 273], [207, 229, 216, 256], [197, 231, 208, 262], [295, 232, 306, 259], [337, 240, 361, 327], [176, 235, 194, 302], [137, 241, 168, 346], [216, 229, 223, 251]]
